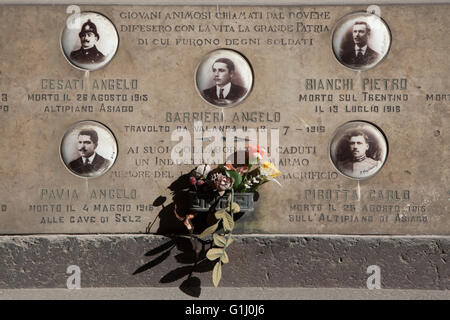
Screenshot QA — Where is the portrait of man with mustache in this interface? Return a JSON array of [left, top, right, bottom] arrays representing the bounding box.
[[70, 19, 106, 64], [336, 130, 382, 178], [339, 21, 379, 67], [68, 129, 110, 176]]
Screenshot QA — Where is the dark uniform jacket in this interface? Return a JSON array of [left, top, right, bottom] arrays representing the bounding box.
[[340, 46, 379, 67], [202, 83, 247, 106], [69, 153, 110, 176], [70, 45, 105, 64]]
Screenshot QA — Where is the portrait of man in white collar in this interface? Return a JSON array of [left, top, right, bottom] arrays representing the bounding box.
[[340, 21, 379, 67], [202, 58, 248, 106], [68, 129, 111, 176], [61, 121, 117, 178]]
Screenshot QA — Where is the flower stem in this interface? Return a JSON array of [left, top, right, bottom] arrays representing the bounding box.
[[222, 189, 235, 251]]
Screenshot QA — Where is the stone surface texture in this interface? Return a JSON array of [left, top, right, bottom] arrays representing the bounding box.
[[0, 235, 448, 290], [0, 5, 448, 235]]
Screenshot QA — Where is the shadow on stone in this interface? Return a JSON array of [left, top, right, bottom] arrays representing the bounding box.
[[159, 266, 193, 283], [179, 276, 201, 298], [144, 239, 175, 257], [135, 173, 240, 297], [133, 235, 215, 297], [132, 250, 171, 275]]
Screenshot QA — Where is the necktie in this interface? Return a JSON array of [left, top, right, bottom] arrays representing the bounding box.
[[219, 88, 224, 99], [354, 49, 363, 64], [82, 159, 92, 173]]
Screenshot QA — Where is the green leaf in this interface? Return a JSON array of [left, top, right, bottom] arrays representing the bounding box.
[[214, 209, 227, 220], [213, 234, 227, 248], [206, 248, 223, 261], [212, 262, 222, 287], [222, 212, 235, 231], [198, 222, 219, 239], [220, 251, 229, 264], [227, 170, 242, 189]]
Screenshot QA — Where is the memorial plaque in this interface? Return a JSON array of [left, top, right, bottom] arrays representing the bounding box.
[[0, 5, 448, 235]]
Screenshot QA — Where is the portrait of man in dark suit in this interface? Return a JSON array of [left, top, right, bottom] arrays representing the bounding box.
[[202, 58, 247, 106], [336, 130, 382, 178], [339, 21, 379, 67], [70, 19, 106, 64], [68, 129, 110, 176]]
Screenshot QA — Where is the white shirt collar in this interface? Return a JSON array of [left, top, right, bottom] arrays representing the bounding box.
[[216, 82, 232, 99], [82, 153, 96, 165], [355, 45, 368, 55]]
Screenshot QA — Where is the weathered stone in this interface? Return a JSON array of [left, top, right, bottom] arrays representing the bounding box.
[[0, 235, 448, 290], [0, 5, 448, 235]]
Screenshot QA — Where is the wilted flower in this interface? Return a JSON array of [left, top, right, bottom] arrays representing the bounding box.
[[173, 205, 197, 232], [224, 163, 234, 170], [193, 164, 211, 179], [236, 166, 248, 175], [260, 161, 281, 178], [210, 173, 233, 195], [189, 176, 197, 185]]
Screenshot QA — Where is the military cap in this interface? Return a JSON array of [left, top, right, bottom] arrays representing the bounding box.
[[79, 19, 100, 39]]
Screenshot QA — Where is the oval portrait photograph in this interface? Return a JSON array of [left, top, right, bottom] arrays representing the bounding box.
[[329, 121, 388, 180], [60, 120, 117, 178], [332, 12, 391, 70], [61, 11, 119, 71], [196, 49, 253, 108]]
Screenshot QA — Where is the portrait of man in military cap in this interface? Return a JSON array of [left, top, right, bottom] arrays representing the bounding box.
[[61, 12, 119, 71], [70, 19, 106, 64]]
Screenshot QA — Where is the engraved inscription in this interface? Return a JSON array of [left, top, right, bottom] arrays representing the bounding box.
[[0, 5, 447, 235]]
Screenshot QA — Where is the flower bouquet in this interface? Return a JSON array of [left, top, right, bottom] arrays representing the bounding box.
[[177, 145, 281, 287]]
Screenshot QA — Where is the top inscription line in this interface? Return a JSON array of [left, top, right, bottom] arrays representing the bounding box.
[[118, 10, 331, 21]]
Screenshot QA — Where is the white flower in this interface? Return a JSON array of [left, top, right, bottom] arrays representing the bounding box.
[[193, 164, 211, 178]]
